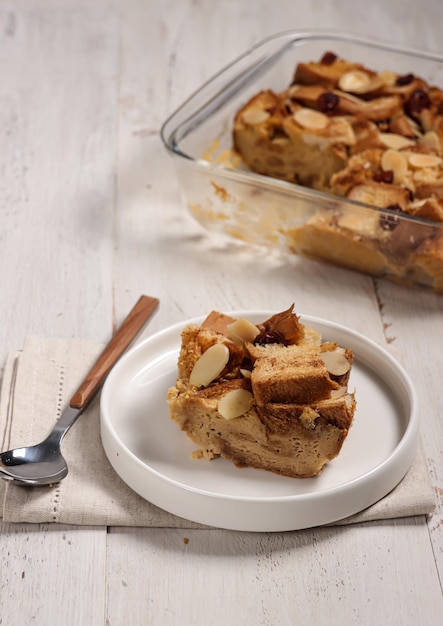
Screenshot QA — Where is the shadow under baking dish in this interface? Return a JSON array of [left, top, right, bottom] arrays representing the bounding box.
[[100, 311, 419, 532]]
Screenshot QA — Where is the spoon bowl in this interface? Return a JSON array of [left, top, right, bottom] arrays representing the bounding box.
[[0, 296, 159, 486], [0, 442, 69, 485], [0, 405, 79, 485]]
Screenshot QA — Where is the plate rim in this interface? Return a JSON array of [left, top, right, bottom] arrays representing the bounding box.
[[100, 310, 419, 529]]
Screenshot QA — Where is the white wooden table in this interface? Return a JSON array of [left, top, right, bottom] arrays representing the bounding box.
[[1, 1, 443, 623]]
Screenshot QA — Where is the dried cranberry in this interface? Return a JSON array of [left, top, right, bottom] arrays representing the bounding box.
[[317, 92, 339, 114], [396, 73, 415, 86], [373, 170, 394, 184], [320, 51, 337, 65], [405, 89, 431, 116], [253, 330, 284, 345], [378, 119, 390, 132], [270, 127, 289, 141], [379, 204, 402, 231]]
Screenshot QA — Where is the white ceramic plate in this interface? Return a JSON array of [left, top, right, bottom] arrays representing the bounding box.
[[100, 311, 419, 532]]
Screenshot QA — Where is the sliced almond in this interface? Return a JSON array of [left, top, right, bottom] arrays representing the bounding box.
[[338, 70, 372, 94], [270, 136, 290, 147], [379, 133, 415, 150], [241, 108, 270, 125], [389, 114, 421, 138], [288, 84, 302, 98], [408, 153, 442, 168], [409, 198, 428, 209], [330, 386, 348, 400], [293, 108, 329, 130], [218, 389, 253, 420], [345, 394, 355, 410], [336, 93, 401, 121], [226, 318, 260, 344], [420, 108, 435, 133], [379, 70, 397, 87], [419, 131, 441, 153], [189, 343, 230, 388], [321, 348, 351, 377], [240, 368, 252, 379], [381, 149, 408, 184]]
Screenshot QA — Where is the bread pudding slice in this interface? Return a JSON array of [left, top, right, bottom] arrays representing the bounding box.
[[167, 306, 356, 478]]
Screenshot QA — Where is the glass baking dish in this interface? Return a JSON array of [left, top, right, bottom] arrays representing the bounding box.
[[160, 30, 443, 293]]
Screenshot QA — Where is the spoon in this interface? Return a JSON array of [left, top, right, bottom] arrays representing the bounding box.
[[0, 295, 159, 486]]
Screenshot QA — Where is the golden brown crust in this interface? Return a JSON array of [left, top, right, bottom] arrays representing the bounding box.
[[347, 181, 411, 212], [250, 348, 339, 405], [293, 58, 364, 89], [176, 325, 245, 384], [201, 310, 236, 335], [255, 303, 305, 345], [257, 395, 355, 433]]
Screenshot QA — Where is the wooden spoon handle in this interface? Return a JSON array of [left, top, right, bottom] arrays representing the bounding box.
[[69, 295, 159, 410]]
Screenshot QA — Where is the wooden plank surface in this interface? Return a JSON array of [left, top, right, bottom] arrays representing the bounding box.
[[0, 523, 106, 624], [0, 1, 116, 364], [106, 522, 442, 626]]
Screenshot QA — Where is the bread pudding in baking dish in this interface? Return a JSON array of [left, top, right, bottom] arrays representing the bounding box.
[[232, 52, 443, 291]]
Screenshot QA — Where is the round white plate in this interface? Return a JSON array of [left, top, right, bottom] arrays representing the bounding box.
[[100, 311, 419, 532]]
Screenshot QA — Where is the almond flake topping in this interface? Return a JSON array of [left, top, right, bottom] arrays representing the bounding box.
[[321, 348, 351, 377], [338, 70, 372, 94], [242, 108, 270, 125], [419, 131, 441, 153], [293, 108, 329, 130], [379, 133, 415, 150], [408, 153, 442, 168], [330, 386, 348, 400], [226, 318, 260, 344], [381, 149, 408, 184], [189, 343, 230, 388], [218, 389, 253, 420], [379, 70, 397, 87]]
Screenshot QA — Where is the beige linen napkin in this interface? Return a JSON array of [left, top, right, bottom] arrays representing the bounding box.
[[0, 337, 435, 528]]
